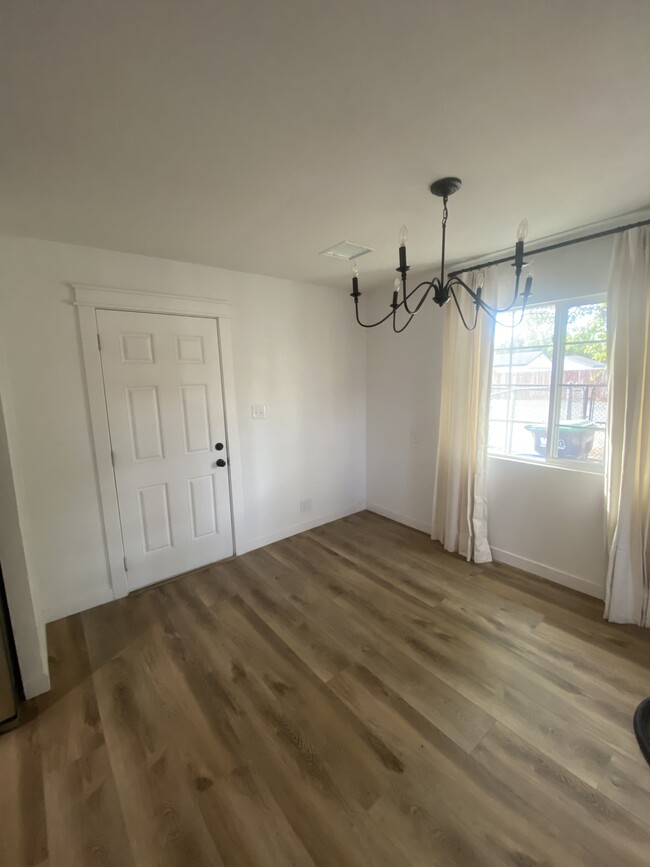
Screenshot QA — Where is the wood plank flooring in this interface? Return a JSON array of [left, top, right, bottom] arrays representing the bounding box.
[[2, 510, 650, 866]]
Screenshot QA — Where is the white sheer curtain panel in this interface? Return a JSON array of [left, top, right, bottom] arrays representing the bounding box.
[[605, 226, 650, 626], [432, 267, 497, 563]]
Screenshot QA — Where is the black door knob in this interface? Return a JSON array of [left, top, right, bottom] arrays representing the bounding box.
[[215, 442, 224, 451], [216, 458, 226, 467]]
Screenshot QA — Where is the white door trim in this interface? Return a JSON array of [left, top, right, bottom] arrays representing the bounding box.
[[73, 283, 246, 600]]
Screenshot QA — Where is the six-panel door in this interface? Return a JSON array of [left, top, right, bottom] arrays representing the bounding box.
[[97, 310, 233, 590]]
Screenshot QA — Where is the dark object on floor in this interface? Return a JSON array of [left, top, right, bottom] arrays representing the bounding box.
[[634, 697, 650, 767]]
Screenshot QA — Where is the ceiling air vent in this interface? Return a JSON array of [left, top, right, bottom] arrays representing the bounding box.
[[319, 240, 374, 261]]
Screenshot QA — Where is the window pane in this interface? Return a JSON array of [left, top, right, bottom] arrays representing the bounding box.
[[488, 419, 507, 454], [565, 303, 607, 343], [510, 304, 556, 348], [551, 302, 607, 464], [511, 421, 545, 459], [493, 311, 516, 348], [489, 300, 608, 468], [565, 340, 607, 364], [489, 304, 555, 459]]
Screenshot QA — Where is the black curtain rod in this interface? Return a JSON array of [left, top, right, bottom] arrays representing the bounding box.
[[447, 216, 650, 278]]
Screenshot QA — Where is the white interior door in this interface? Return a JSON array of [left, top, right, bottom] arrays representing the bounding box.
[[97, 310, 233, 591]]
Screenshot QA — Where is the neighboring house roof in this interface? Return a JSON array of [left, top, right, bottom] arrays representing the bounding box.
[[493, 350, 606, 370], [563, 354, 606, 370], [493, 350, 551, 368]]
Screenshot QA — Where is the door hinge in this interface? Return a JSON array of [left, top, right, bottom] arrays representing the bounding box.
[[123, 556, 128, 571], [97, 333, 102, 351]]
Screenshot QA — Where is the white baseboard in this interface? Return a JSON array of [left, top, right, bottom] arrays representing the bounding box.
[[43, 586, 115, 623], [246, 501, 367, 551], [366, 503, 431, 534], [490, 546, 605, 599], [40, 504, 366, 623], [22, 669, 51, 699]]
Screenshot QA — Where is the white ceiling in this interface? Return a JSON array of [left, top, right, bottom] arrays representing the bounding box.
[[2, 0, 649, 291]]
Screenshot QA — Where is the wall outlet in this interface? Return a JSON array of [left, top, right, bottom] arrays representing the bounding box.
[[251, 403, 266, 420], [300, 498, 312, 513]]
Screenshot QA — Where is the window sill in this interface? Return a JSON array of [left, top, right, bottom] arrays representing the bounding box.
[[487, 453, 604, 476]]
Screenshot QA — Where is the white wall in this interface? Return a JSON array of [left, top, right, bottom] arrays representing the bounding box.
[[366, 236, 615, 598], [366, 287, 444, 531], [0, 375, 49, 697], [0, 235, 365, 664], [487, 459, 606, 596]]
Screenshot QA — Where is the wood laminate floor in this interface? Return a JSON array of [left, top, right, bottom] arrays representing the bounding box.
[[2, 511, 650, 866]]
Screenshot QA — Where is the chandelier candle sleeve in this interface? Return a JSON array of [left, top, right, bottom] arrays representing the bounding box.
[[398, 225, 408, 271], [391, 278, 400, 309], [351, 262, 360, 298], [515, 218, 528, 273], [524, 271, 533, 296]]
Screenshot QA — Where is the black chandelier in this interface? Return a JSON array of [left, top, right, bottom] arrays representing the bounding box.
[[350, 177, 534, 332]]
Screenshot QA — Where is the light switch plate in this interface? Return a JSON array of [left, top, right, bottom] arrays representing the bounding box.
[[251, 404, 266, 420]]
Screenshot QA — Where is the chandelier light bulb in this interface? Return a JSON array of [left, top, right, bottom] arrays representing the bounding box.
[[352, 261, 359, 278], [476, 271, 485, 291], [399, 225, 408, 247], [517, 218, 529, 242], [393, 277, 401, 292]]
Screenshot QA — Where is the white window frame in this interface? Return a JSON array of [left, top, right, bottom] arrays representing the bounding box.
[[489, 294, 607, 474]]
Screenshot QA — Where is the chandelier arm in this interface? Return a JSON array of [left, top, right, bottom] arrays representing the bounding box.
[[505, 301, 529, 328], [451, 273, 526, 317], [430, 275, 443, 305], [447, 276, 481, 305], [392, 305, 416, 333], [402, 279, 435, 315], [401, 274, 416, 314], [352, 278, 435, 330], [353, 300, 395, 329], [449, 286, 480, 332], [483, 290, 532, 328]]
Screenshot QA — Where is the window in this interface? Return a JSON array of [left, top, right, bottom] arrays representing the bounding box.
[[488, 300, 608, 468]]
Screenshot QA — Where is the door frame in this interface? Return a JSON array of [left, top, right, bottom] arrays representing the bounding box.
[[73, 283, 247, 600]]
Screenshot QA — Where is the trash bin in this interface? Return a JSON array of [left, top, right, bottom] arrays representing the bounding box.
[[525, 420, 600, 459]]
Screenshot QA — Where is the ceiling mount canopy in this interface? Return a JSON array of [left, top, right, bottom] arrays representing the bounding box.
[[429, 176, 463, 197], [350, 176, 533, 333]]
